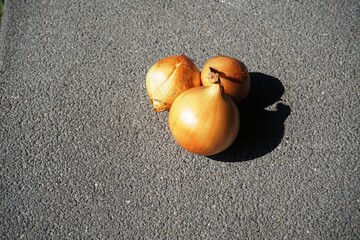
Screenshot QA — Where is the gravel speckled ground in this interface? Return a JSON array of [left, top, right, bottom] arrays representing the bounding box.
[[1, 0, 359, 239]]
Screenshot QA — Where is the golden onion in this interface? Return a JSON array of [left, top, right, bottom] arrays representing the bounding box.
[[168, 72, 240, 156], [201, 55, 250, 104], [146, 54, 201, 112]]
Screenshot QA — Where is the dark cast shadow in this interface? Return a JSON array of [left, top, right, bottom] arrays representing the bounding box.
[[209, 72, 291, 162]]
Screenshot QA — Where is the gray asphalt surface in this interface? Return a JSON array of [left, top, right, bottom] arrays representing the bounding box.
[[1, 0, 359, 239]]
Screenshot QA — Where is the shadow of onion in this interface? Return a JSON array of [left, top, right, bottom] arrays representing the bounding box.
[[209, 72, 291, 162]]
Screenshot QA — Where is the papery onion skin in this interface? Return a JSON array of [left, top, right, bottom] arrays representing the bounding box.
[[146, 54, 201, 112], [201, 55, 250, 105], [168, 82, 240, 156]]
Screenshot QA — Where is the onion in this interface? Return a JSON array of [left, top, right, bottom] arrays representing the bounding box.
[[146, 54, 201, 112], [168, 72, 240, 156], [201, 55, 250, 104]]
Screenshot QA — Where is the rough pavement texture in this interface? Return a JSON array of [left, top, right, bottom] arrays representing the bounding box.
[[1, 0, 359, 239]]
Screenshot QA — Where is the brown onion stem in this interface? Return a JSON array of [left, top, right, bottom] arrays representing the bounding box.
[[208, 67, 225, 93]]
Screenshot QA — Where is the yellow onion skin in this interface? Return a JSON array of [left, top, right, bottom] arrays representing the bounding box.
[[168, 82, 240, 156], [146, 54, 201, 112], [201, 55, 250, 105]]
